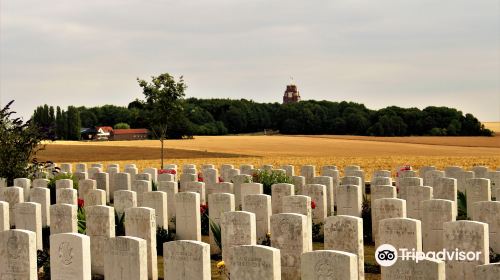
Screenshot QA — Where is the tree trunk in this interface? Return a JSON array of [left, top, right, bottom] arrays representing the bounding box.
[[160, 137, 164, 170]]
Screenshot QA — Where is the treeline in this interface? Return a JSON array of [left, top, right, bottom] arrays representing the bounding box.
[[32, 105, 81, 140], [32, 99, 493, 139]]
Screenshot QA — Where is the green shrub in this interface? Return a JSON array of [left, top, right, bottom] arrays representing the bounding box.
[[252, 169, 293, 195], [47, 173, 79, 204], [156, 227, 175, 255]]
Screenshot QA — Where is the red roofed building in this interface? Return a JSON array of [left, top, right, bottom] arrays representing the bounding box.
[[95, 126, 113, 140], [111, 129, 149, 141]]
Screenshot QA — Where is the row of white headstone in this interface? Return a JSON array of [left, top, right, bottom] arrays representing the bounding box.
[[0, 162, 499, 280]]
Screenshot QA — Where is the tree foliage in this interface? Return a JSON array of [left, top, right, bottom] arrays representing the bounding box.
[[114, 122, 130, 129], [1, 101, 46, 185], [32, 86, 492, 139], [137, 73, 187, 167]]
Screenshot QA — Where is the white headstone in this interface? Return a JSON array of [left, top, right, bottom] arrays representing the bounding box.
[[132, 180, 152, 206], [475, 263, 500, 280], [0, 229, 37, 280], [243, 194, 271, 244], [221, 211, 257, 269], [125, 207, 158, 280], [282, 195, 313, 251], [56, 188, 77, 205], [50, 233, 91, 280], [301, 250, 358, 280], [239, 182, 263, 209], [271, 183, 294, 214], [56, 178, 73, 189], [13, 178, 31, 200], [472, 201, 500, 253], [158, 181, 177, 229], [0, 201, 9, 231], [300, 165, 316, 184], [29, 187, 50, 227], [379, 217, 422, 251], [185, 181, 206, 205], [14, 202, 42, 250], [434, 177, 458, 213], [163, 240, 210, 280], [406, 186, 433, 220], [78, 179, 96, 199], [382, 257, 445, 280], [311, 176, 334, 215], [104, 236, 147, 280], [114, 190, 137, 216], [86, 205, 115, 276], [142, 191, 168, 229], [466, 178, 491, 218], [175, 192, 201, 241], [271, 213, 310, 280], [371, 198, 406, 245], [208, 193, 235, 254], [114, 172, 131, 192], [324, 215, 364, 280], [443, 221, 489, 280], [50, 204, 77, 234], [421, 199, 456, 252], [0, 186, 23, 227], [336, 184, 362, 217], [229, 245, 281, 280]]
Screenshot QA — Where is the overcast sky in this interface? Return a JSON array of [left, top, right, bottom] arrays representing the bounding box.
[[1, 0, 499, 121]]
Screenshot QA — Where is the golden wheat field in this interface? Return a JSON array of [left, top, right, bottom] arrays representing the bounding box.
[[484, 121, 500, 133], [37, 135, 500, 178]]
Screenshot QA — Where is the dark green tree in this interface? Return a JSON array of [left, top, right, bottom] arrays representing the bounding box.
[[0, 101, 47, 185], [66, 106, 81, 140]]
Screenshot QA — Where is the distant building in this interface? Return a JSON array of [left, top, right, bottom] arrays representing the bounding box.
[[80, 127, 96, 140], [95, 126, 113, 140], [111, 129, 149, 141], [283, 84, 301, 104]]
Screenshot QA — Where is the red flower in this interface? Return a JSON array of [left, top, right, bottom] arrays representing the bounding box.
[[198, 173, 204, 182], [159, 169, 176, 175], [200, 204, 208, 215], [218, 176, 224, 183], [78, 199, 84, 208], [311, 200, 316, 209]]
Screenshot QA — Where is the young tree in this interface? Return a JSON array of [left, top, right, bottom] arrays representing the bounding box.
[[137, 73, 187, 169], [0, 101, 46, 185]]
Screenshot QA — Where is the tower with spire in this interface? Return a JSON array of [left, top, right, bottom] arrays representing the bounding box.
[[282, 80, 301, 104]]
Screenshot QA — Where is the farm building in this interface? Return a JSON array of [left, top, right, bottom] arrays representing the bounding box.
[[95, 126, 113, 140], [111, 128, 149, 140]]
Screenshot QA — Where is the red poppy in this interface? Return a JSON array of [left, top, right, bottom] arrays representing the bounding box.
[[311, 200, 316, 209], [159, 169, 177, 175], [78, 199, 84, 208], [200, 204, 208, 215]]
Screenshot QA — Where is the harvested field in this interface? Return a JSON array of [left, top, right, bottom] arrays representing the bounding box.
[[36, 144, 246, 162], [484, 121, 500, 133], [39, 135, 500, 179]]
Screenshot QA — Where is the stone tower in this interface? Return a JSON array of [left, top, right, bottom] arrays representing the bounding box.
[[283, 84, 301, 104]]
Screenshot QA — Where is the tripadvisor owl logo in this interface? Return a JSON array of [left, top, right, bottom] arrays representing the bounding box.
[[375, 244, 398, 267]]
